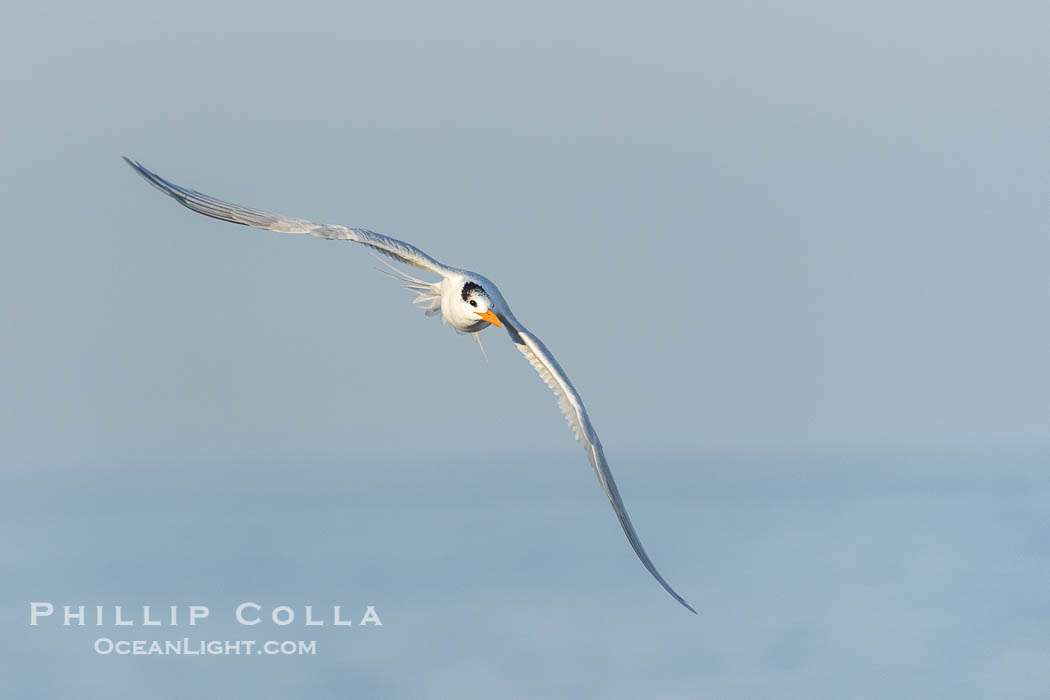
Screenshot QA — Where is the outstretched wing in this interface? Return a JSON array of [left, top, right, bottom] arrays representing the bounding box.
[[123, 158, 456, 277], [500, 314, 696, 613]]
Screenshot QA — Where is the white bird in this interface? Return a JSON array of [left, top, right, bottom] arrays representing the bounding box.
[[124, 157, 695, 613]]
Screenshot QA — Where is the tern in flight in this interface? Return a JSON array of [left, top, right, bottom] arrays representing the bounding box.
[[124, 157, 694, 613]]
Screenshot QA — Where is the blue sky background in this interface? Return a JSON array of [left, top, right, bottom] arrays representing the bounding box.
[[2, 1, 1048, 698]]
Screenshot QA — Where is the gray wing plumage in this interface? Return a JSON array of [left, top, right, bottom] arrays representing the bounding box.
[[501, 316, 696, 613], [123, 158, 454, 276], [124, 157, 693, 612]]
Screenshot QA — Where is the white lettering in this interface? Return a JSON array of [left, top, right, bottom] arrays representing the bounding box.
[[271, 606, 294, 625], [236, 602, 261, 625], [360, 606, 382, 626], [64, 605, 86, 626], [114, 606, 133, 626], [333, 605, 352, 626], [142, 606, 161, 626], [188, 605, 209, 625], [29, 602, 53, 626]]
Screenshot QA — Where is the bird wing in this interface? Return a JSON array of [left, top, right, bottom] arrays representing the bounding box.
[[124, 157, 692, 611], [123, 158, 456, 277], [500, 315, 696, 613]]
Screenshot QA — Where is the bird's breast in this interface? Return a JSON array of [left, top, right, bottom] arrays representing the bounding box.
[[454, 318, 489, 333]]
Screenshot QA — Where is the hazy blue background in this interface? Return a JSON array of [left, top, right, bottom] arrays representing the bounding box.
[[2, 1, 1048, 698]]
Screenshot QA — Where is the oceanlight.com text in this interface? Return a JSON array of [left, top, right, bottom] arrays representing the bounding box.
[[94, 638, 317, 656]]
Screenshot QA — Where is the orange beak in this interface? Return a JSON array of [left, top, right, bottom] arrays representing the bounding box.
[[474, 309, 503, 328]]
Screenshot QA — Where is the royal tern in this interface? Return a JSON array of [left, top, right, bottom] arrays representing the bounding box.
[[124, 157, 695, 613]]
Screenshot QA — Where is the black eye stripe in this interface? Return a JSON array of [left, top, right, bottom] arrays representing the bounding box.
[[461, 281, 484, 301]]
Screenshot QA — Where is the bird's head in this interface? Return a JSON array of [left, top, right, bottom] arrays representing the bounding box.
[[460, 280, 502, 328]]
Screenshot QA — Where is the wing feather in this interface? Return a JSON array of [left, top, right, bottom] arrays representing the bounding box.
[[504, 317, 696, 613], [124, 157, 693, 611], [123, 158, 454, 276]]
